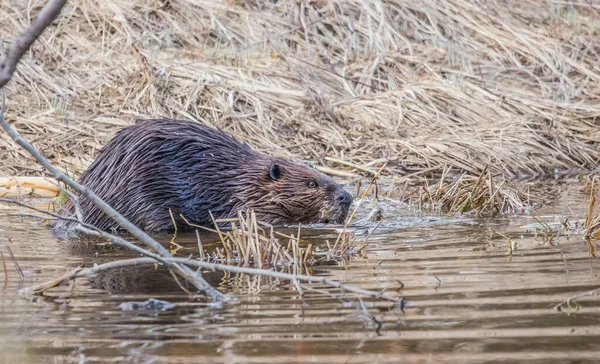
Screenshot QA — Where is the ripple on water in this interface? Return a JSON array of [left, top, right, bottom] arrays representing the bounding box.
[[0, 183, 599, 363]]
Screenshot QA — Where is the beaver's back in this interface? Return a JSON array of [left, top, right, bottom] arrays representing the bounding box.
[[52, 119, 260, 232]]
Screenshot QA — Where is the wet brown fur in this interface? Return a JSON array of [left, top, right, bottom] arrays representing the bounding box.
[[52, 119, 353, 233]]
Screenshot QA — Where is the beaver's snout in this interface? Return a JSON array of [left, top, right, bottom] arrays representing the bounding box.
[[324, 187, 353, 224], [335, 189, 353, 207]]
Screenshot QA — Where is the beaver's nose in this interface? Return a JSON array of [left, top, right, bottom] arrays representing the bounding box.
[[336, 189, 353, 205]]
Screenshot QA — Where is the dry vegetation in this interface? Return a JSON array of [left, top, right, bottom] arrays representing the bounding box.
[[586, 187, 600, 239], [1, 0, 599, 179], [179, 209, 364, 272], [402, 166, 530, 215], [582, 172, 600, 195]]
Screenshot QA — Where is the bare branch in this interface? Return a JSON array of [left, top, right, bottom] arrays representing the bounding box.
[[0, 0, 170, 258], [4, 240, 24, 283], [23, 256, 406, 306], [0, 0, 68, 89], [0, 197, 224, 300], [1, 251, 7, 289], [0, 0, 225, 301], [555, 286, 600, 313]]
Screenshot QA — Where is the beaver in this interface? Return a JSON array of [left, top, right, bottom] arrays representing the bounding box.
[[52, 119, 353, 233]]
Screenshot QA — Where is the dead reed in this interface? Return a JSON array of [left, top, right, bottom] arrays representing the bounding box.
[[1, 0, 599, 179], [0, 240, 24, 286], [403, 167, 529, 216], [585, 188, 600, 239], [581, 173, 600, 196], [182, 209, 364, 271]]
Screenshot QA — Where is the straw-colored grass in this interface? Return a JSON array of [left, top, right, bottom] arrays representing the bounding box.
[[183, 209, 364, 271], [399, 166, 529, 215], [585, 188, 600, 239], [1, 1, 599, 178], [581, 173, 600, 196]]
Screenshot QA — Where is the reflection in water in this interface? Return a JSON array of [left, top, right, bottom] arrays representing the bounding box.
[[92, 264, 206, 295], [0, 182, 599, 363]]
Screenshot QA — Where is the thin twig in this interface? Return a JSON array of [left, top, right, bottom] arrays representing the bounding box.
[[432, 274, 442, 292], [5, 239, 24, 283], [360, 220, 383, 249], [554, 286, 600, 313], [195, 229, 205, 260], [1, 250, 7, 289], [168, 268, 194, 296], [292, 278, 307, 307], [333, 164, 387, 249]]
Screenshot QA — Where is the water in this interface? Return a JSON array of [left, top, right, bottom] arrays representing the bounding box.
[[0, 182, 599, 363]]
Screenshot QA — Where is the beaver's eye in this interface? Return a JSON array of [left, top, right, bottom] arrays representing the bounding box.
[[308, 179, 318, 188], [269, 164, 282, 180]]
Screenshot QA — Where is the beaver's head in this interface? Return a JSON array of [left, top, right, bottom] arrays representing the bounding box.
[[235, 158, 353, 225]]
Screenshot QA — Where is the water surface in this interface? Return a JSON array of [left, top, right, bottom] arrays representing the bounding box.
[[0, 182, 599, 363]]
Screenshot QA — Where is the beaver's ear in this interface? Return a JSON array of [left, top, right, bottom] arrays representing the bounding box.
[[269, 164, 282, 180]]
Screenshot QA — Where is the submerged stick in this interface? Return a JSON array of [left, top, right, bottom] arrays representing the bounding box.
[[1, 250, 7, 289], [24, 256, 405, 306], [0, 197, 225, 298], [4, 241, 24, 283], [554, 286, 600, 313]]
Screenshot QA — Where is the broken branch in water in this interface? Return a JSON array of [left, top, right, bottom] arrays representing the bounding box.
[[23, 256, 405, 307], [1, 250, 7, 288], [554, 286, 600, 313], [0, 0, 224, 301], [0, 197, 223, 292], [4, 239, 24, 283]]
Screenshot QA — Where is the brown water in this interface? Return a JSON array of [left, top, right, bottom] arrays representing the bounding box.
[[0, 182, 599, 363]]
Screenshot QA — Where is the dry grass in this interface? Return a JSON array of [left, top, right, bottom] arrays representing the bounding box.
[[585, 188, 600, 239], [398, 166, 530, 215], [182, 209, 364, 271], [1, 0, 599, 179], [581, 173, 600, 195]]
